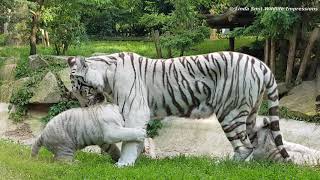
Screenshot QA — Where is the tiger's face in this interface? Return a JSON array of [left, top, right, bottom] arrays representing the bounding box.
[[68, 57, 105, 107]]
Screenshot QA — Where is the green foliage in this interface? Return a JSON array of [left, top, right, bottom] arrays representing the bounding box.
[[237, 39, 264, 59], [158, 0, 210, 56], [41, 101, 80, 123], [139, 13, 169, 30], [1, 140, 320, 179], [44, 3, 86, 55], [0, 34, 7, 46], [259, 11, 299, 38], [146, 119, 163, 138], [0, 0, 30, 46], [259, 101, 320, 123], [161, 27, 210, 55], [9, 76, 40, 122]]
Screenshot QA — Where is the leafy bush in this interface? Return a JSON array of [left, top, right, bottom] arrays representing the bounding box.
[[161, 27, 210, 56], [237, 40, 264, 60], [0, 34, 7, 46], [9, 80, 35, 122], [41, 101, 80, 123], [147, 119, 163, 138]]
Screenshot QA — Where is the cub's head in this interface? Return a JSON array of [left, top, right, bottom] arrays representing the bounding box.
[[67, 56, 105, 106]]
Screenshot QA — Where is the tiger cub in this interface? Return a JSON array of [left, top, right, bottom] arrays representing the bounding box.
[[31, 104, 146, 162]]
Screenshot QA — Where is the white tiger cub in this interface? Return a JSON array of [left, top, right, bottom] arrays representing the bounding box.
[[253, 118, 320, 165], [31, 104, 146, 162], [68, 52, 290, 166]]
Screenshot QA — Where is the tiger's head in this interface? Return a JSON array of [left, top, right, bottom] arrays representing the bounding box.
[[67, 56, 106, 107], [253, 118, 288, 162]]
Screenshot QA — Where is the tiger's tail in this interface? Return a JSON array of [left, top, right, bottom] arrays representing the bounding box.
[[31, 134, 43, 157], [264, 70, 290, 160]]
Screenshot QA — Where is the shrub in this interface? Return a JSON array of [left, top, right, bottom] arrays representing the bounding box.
[[147, 119, 163, 138]]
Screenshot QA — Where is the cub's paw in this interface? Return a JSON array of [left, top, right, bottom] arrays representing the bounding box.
[[134, 128, 147, 142]]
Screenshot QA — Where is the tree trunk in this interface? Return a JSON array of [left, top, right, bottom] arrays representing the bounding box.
[[62, 42, 68, 55], [285, 27, 299, 87], [54, 44, 60, 55], [29, 14, 38, 55], [229, 27, 235, 51], [3, 22, 9, 34], [180, 47, 185, 56], [152, 29, 162, 58], [167, 48, 173, 58], [29, 0, 44, 55], [316, 62, 320, 112], [44, 30, 50, 46], [270, 38, 276, 74], [264, 38, 270, 66], [296, 26, 320, 84]]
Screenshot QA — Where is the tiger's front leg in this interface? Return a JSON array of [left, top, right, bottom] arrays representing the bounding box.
[[116, 104, 150, 167]]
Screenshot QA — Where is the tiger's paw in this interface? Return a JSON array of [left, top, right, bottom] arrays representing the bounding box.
[[115, 161, 135, 168], [134, 128, 147, 142]]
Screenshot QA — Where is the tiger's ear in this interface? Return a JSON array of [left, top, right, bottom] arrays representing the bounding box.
[[67, 57, 76, 67], [78, 57, 88, 68]]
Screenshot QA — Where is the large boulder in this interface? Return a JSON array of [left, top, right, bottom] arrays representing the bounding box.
[[277, 82, 289, 97], [280, 80, 317, 116], [57, 68, 72, 92], [29, 72, 62, 104], [28, 55, 71, 70]]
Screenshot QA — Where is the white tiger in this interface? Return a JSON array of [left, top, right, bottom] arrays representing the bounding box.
[[68, 51, 290, 166], [253, 118, 320, 166], [31, 104, 146, 162]]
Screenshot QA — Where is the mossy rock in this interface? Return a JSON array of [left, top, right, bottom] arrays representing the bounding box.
[[280, 80, 318, 117], [57, 68, 72, 92], [28, 55, 70, 70], [29, 72, 63, 104], [0, 57, 18, 82], [0, 77, 30, 103]]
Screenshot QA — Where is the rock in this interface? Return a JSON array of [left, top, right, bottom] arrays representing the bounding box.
[[0, 64, 16, 82], [28, 55, 71, 70], [0, 77, 30, 103], [29, 72, 62, 104], [280, 80, 317, 116], [28, 55, 48, 70], [0, 57, 18, 82], [57, 68, 72, 92], [277, 82, 289, 96]]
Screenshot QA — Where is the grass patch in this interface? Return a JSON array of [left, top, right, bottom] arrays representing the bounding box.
[[0, 140, 319, 179]]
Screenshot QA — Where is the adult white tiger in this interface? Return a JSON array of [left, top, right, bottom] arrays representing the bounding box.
[[68, 51, 290, 166]]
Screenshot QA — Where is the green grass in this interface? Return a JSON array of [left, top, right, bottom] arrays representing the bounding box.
[[0, 140, 319, 179]]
